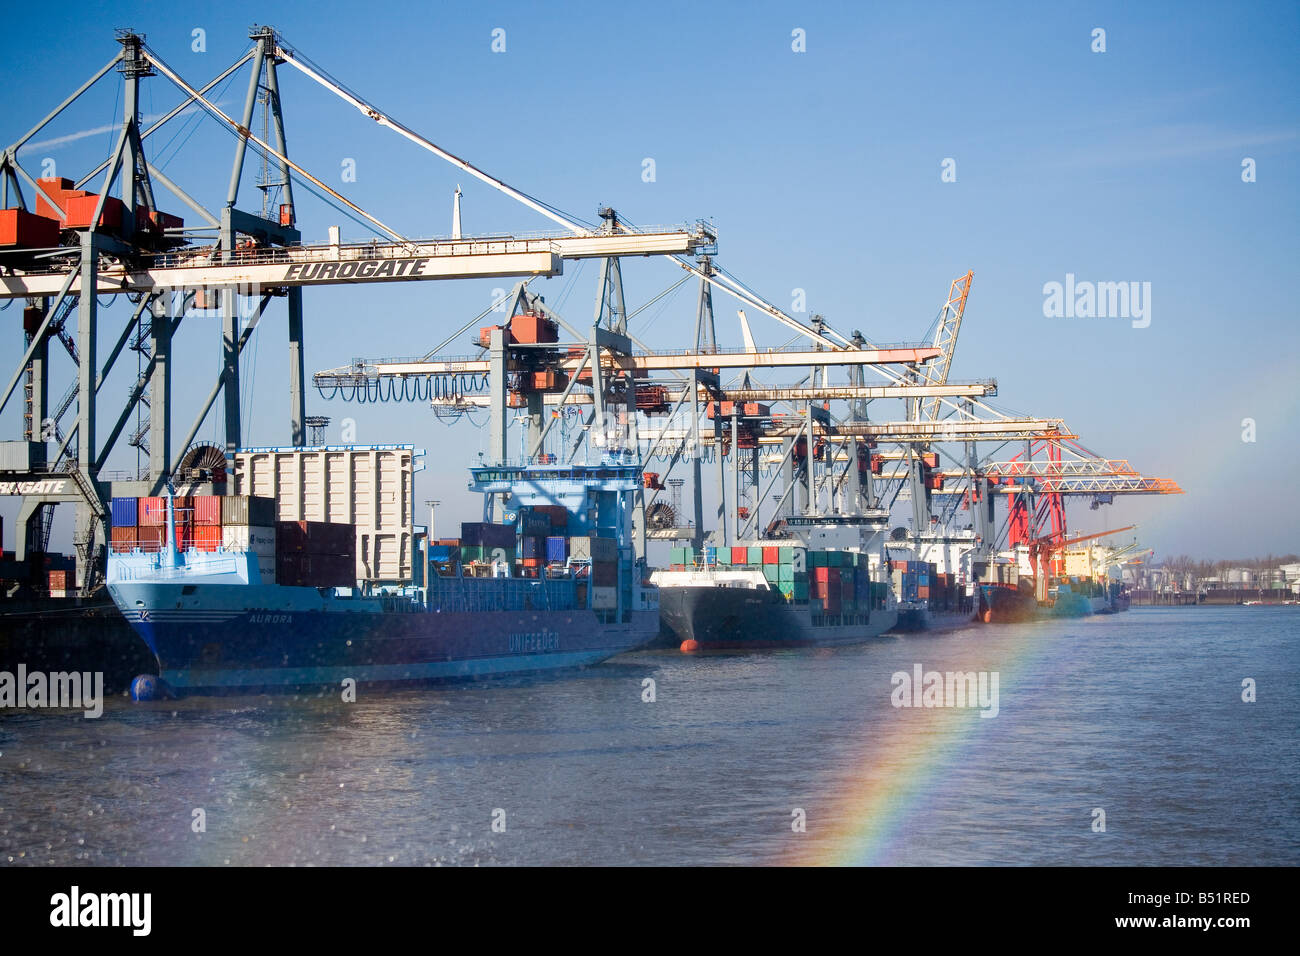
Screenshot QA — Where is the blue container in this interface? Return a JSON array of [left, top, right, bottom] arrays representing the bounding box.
[[546, 536, 568, 562], [110, 496, 138, 527], [703, 546, 716, 565], [522, 536, 544, 559]]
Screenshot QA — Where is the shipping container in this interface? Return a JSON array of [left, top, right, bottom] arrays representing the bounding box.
[[65, 193, 125, 231], [590, 586, 617, 610], [191, 495, 222, 526], [136, 526, 165, 551], [570, 536, 616, 562], [110, 496, 138, 528], [137, 496, 166, 526], [545, 536, 567, 563], [509, 312, 558, 344], [591, 561, 618, 587], [109, 526, 137, 552], [220, 494, 277, 527], [192, 525, 222, 552], [0, 208, 60, 248], [521, 536, 544, 560], [234, 445, 414, 582], [222, 524, 276, 554], [276, 552, 355, 588], [762, 546, 778, 564], [460, 521, 517, 549], [763, 565, 780, 584], [276, 520, 356, 556], [748, 546, 763, 564], [731, 546, 748, 565]]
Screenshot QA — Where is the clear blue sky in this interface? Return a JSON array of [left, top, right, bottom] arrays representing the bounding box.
[[2, 0, 1297, 560]]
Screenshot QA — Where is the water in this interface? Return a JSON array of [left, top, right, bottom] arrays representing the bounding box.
[[1, 606, 1296, 865]]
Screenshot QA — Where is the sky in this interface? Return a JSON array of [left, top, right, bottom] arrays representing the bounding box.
[[1, 0, 1297, 561]]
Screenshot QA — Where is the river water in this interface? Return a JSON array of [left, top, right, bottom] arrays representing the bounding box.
[[1, 606, 1295, 865]]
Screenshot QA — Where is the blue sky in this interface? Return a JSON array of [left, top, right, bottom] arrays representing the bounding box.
[[2, 0, 1297, 559]]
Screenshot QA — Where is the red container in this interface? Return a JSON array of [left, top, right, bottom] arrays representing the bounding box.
[[762, 547, 778, 564], [522, 557, 542, 568], [109, 526, 137, 552], [509, 312, 557, 344], [34, 177, 73, 219], [136, 526, 165, 551], [137, 497, 165, 526], [0, 208, 61, 248], [813, 567, 831, 582], [276, 520, 355, 556], [191, 495, 222, 526], [48, 570, 68, 589], [193, 525, 222, 552], [64, 194, 125, 232], [731, 546, 748, 565], [917, 585, 930, 599], [478, 324, 515, 348]]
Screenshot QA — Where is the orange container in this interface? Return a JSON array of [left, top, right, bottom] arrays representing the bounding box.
[[762, 546, 778, 564], [64, 194, 125, 231], [509, 312, 557, 344], [193, 525, 222, 552], [731, 546, 748, 565], [110, 526, 138, 552], [0, 208, 60, 248]]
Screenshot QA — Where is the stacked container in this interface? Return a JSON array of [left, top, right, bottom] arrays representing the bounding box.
[[275, 520, 356, 587]]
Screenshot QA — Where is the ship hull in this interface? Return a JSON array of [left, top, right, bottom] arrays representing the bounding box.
[[110, 580, 656, 693], [0, 591, 157, 693], [657, 584, 897, 649], [977, 585, 1040, 624], [891, 605, 979, 634]]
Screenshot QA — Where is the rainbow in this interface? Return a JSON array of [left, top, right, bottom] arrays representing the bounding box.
[[790, 622, 1068, 865]]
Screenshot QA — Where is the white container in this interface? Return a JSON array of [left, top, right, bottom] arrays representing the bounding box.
[[590, 586, 617, 609], [234, 444, 416, 582]]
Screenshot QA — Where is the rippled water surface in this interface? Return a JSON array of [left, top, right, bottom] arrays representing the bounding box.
[[1, 606, 1296, 865]]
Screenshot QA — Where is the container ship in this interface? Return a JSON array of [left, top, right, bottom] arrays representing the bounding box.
[[883, 533, 979, 633], [105, 454, 658, 695], [650, 524, 898, 650]]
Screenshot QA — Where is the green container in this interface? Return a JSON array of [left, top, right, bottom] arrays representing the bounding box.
[[778, 564, 793, 584], [780, 584, 794, 601], [683, 546, 696, 564], [793, 579, 809, 600], [460, 545, 484, 562], [670, 546, 684, 564], [810, 550, 828, 568], [778, 546, 794, 564], [763, 565, 780, 584], [715, 549, 731, 565], [748, 546, 763, 564]]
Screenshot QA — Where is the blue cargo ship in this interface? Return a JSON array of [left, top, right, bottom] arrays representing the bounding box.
[[106, 462, 658, 695]]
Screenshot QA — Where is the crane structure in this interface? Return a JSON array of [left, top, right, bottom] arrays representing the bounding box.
[[0, 26, 711, 591], [0, 26, 1183, 596]]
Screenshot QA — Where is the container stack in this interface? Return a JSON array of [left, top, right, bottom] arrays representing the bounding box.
[[275, 520, 356, 587], [460, 521, 517, 566], [572, 535, 617, 608], [221, 495, 278, 582]]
